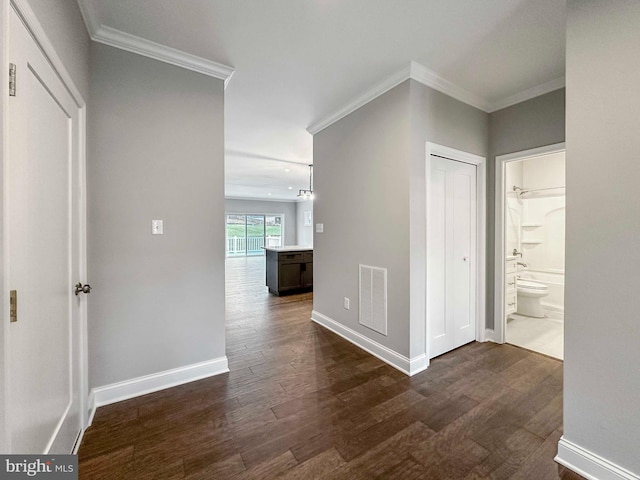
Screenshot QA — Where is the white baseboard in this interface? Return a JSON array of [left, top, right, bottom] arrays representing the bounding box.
[[556, 436, 640, 480], [87, 356, 229, 425], [87, 390, 97, 427], [483, 328, 500, 343], [409, 353, 429, 375], [311, 310, 428, 376]]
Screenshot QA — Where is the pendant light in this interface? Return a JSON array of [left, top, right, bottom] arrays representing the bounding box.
[[297, 164, 314, 200]]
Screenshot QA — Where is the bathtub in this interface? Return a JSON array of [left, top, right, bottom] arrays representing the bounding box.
[[519, 270, 564, 319]]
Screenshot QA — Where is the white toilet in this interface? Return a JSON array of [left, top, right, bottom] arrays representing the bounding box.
[[516, 279, 549, 318]]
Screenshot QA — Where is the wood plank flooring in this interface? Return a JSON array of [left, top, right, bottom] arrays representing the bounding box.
[[78, 256, 583, 479]]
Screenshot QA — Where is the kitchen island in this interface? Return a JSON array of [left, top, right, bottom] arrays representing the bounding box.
[[265, 246, 313, 296]]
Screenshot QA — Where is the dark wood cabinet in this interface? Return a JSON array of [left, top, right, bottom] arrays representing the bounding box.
[[266, 248, 313, 295]]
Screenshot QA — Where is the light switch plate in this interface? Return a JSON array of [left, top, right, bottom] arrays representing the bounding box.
[[152, 220, 163, 235], [316, 223, 324, 233]]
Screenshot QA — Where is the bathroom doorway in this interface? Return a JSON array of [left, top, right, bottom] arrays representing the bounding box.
[[495, 144, 565, 359]]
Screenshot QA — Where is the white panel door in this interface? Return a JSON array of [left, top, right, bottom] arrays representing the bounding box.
[[7, 7, 84, 453], [428, 155, 477, 358]]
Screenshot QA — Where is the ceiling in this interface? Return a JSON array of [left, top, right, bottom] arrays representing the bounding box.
[[78, 0, 566, 201]]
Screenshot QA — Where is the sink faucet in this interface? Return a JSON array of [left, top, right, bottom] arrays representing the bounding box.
[[517, 261, 528, 268]]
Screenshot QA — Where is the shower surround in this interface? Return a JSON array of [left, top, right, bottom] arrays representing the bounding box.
[[506, 153, 565, 318]]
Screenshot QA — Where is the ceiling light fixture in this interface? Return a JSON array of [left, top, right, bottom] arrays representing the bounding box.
[[297, 164, 314, 200]]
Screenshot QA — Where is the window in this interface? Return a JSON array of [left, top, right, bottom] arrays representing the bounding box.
[[225, 214, 283, 256]]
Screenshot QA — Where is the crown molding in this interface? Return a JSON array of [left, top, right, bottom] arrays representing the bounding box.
[[488, 76, 565, 112], [307, 60, 565, 135], [307, 61, 490, 135], [307, 61, 492, 135], [307, 64, 413, 135], [76, 1, 234, 85], [409, 61, 490, 111]]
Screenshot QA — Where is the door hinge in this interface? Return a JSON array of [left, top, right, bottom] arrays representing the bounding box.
[[10, 290, 17, 323], [9, 63, 16, 96]]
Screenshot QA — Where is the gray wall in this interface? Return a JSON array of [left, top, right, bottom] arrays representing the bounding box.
[[486, 89, 565, 328], [314, 81, 411, 356], [25, 0, 90, 100], [225, 198, 297, 246], [296, 199, 313, 247], [313, 79, 487, 359], [564, 0, 640, 473], [88, 43, 226, 388], [408, 80, 488, 357]]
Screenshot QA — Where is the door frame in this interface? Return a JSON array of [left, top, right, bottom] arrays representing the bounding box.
[[225, 212, 285, 257], [493, 142, 565, 343], [1, 0, 88, 453], [425, 142, 486, 361]]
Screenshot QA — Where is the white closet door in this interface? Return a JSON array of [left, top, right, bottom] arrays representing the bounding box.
[[428, 155, 477, 358]]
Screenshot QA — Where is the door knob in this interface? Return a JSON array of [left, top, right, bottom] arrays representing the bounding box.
[[463, 256, 469, 262], [75, 283, 92, 295]]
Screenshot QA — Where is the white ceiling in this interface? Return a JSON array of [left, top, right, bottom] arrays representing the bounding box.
[[79, 0, 566, 201]]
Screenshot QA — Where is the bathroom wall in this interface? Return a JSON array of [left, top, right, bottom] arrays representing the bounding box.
[[519, 152, 565, 314]]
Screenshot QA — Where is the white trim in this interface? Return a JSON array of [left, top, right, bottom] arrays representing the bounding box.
[[77, 105, 89, 432], [93, 26, 234, 85], [75, 0, 99, 36], [86, 390, 96, 427], [483, 329, 499, 343], [76, 1, 234, 85], [307, 64, 413, 135], [494, 143, 565, 344], [307, 60, 566, 135], [410, 61, 489, 112], [71, 428, 84, 455], [425, 143, 487, 359], [428, 142, 485, 166], [308, 61, 489, 135], [555, 436, 640, 480], [311, 310, 427, 376], [488, 76, 566, 113], [89, 357, 229, 411], [11, 0, 85, 106], [408, 354, 429, 375]]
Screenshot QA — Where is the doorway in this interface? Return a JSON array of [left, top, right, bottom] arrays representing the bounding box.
[[495, 144, 565, 359]]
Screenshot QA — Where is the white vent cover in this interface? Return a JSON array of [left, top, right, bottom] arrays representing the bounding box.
[[359, 265, 387, 335]]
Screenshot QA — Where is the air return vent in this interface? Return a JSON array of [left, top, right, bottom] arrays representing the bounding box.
[[359, 265, 387, 335]]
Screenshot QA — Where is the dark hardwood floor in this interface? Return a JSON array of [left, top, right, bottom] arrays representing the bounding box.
[[78, 256, 583, 479]]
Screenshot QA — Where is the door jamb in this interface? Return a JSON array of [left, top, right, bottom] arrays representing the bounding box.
[[425, 142, 486, 361], [493, 143, 565, 343]]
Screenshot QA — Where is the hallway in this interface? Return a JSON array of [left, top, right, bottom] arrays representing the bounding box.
[[78, 256, 581, 479]]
